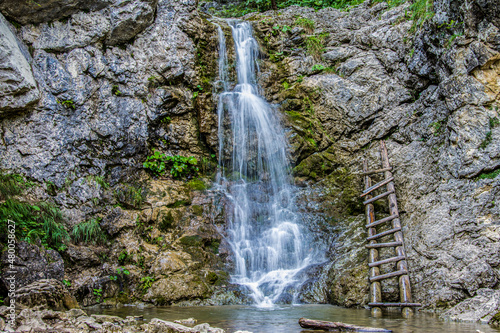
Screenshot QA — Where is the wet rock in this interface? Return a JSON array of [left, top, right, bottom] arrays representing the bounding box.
[[143, 274, 209, 305], [0, 13, 39, 115], [0, 242, 64, 290], [16, 279, 79, 311], [440, 289, 500, 323]]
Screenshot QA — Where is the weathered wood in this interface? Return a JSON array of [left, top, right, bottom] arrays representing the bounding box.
[[365, 241, 402, 249], [362, 167, 392, 176], [368, 255, 406, 268], [365, 214, 399, 228], [367, 227, 402, 241], [364, 161, 382, 317], [380, 141, 414, 317], [361, 177, 395, 197], [368, 303, 422, 307], [363, 190, 394, 205], [298, 318, 392, 332], [369, 269, 408, 282]]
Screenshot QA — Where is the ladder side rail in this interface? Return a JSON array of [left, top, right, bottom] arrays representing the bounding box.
[[364, 161, 382, 317], [380, 141, 414, 318]]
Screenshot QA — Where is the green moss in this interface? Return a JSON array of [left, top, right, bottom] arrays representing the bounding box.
[[167, 199, 191, 208], [186, 179, 207, 191], [206, 272, 219, 284], [179, 235, 203, 247], [159, 211, 174, 231], [191, 205, 203, 216]]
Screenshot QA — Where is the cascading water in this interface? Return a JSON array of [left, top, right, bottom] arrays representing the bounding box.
[[216, 21, 319, 307]]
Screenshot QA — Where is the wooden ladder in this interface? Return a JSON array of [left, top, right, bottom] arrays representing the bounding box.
[[362, 141, 420, 318]]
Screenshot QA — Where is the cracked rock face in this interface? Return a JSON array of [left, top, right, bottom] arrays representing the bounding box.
[[0, 14, 39, 114]]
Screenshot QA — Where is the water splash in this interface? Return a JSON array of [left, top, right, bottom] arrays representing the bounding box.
[[216, 21, 317, 307]]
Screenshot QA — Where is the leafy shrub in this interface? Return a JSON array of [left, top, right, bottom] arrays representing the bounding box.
[[72, 218, 106, 245], [143, 150, 199, 179]]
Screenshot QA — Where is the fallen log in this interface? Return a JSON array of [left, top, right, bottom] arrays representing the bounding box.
[[298, 318, 392, 332]]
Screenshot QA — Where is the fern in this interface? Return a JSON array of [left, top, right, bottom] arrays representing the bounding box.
[[72, 218, 106, 245]]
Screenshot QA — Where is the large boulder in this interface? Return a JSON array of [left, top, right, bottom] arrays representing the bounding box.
[[440, 288, 500, 323], [0, 13, 39, 115], [16, 279, 79, 311], [0, 242, 64, 290]]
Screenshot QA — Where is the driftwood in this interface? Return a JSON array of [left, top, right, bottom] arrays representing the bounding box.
[[298, 318, 392, 332]]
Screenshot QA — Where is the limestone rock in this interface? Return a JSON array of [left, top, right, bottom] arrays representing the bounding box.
[[0, 242, 64, 290], [0, 0, 111, 24], [0, 13, 39, 114], [16, 279, 79, 311], [440, 289, 500, 323], [143, 274, 209, 305]]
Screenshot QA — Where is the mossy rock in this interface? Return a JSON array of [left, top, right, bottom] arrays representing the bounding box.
[[490, 311, 500, 327], [179, 235, 203, 247]]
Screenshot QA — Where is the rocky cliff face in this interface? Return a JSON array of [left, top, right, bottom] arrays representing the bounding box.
[[0, 0, 240, 307], [241, 0, 500, 317], [0, 0, 499, 320]]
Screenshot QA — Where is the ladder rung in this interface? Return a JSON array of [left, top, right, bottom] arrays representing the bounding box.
[[367, 227, 402, 241], [361, 177, 394, 197], [365, 241, 402, 249], [369, 302, 421, 307], [363, 189, 394, 205], [366, 214, 399, 228], [362, 167, 392, 176], [369, 269, 407, 282], [369, 255, 406, 267]]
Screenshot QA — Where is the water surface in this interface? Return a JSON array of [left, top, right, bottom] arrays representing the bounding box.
[[87, 304, 500, 333]]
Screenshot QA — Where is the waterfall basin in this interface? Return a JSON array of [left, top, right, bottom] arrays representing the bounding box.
[[86, 304, 500, 333]]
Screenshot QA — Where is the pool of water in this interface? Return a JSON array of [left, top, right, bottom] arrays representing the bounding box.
[[86, 304, 500, 333]]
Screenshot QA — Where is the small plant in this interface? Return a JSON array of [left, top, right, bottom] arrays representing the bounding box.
[[269, 51, 284, 62], [295, 17, 315, 33], [72, 218, 106, 245], [62, 279, 71, 288], [192, 85, 203, 99], [479, 116, 499, 149], [306, 33, 328, 60], [58, 100, 75, 110], [118, 249, 129, 265], [86, 175, 110, 190], [161, 116, 171, 124], [112, 85, 122, 96], [475, 169, 500, 181], [117, 267, 130, 275], [408, 0, 435, 33], [143, 150, 199, 179], [281, 25, 292, 33], [109, 275, 118, 281], [140, 276, 155, 291], [311, 64, 326, 72], [93, 288, 103, 302], [429, 120, 445, 136]]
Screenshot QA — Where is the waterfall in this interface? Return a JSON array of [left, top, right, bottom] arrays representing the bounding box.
[[216, 21, 316, 307]]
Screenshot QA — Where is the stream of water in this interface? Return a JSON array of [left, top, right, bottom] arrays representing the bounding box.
[[215, 21, 320, 307], [87, 305, 500, 333]]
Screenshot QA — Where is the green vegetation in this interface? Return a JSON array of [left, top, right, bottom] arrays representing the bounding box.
[[114, 184, 143, 209], [429, 120, 445, 136], [159, 211, 174, 231], [93, 288, 103, 302], [408, 0, 434, 33], [479, 116, 499, 149], [143, 150, 199, 179], [140, 276, 155, 291], [72, 218, 106, 245], [160, 116, 171, 124], [306, 33, 328, 60], [186, 178, 207, 191], [86, 175, 110, 190], [475, 169, 500, 181], [62, 279, 71, 288], [118, 249, 129, 265], [58, 99, 75, 110], [117, 267, 130, 275], [295, 17, 315, 33], [112, 85, 122, 96]]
